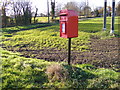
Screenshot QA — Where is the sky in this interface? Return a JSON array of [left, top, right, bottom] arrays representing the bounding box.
[[30, 0, 120, 14]]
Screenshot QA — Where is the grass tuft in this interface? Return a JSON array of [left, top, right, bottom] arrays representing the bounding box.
[[46, 64, 68, 82]]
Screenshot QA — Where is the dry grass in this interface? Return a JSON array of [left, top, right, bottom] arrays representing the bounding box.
[[46, 64, 68, 82]]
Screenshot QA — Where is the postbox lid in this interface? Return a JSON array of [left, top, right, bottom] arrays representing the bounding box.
[[60, 9, 78, 16]]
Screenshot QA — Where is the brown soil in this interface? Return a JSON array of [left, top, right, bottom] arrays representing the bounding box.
[[3, 37, 120, 71]]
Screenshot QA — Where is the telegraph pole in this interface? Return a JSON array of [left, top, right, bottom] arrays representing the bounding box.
[[47, 0, 50, 23], [110, 0, 115, 35], [103, 0, 107, 31], [85, 0, 89, 18], [86, 0, 88, 17]]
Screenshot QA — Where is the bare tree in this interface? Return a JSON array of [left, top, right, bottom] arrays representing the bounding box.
[[33, 7, 38, 23], [1, 0, 11, 27], [82, 6, 91, 17], [13, 0, 32, 25], [51, 0, 55, 21], [13, 1, 22, 25], [55, 3, 62, 16], [116, 1, 120, 16], [2, 3, 7, 27], [78, 1, 86, 16], [63, 1, 92, 17], [63, 2, 79, 12]]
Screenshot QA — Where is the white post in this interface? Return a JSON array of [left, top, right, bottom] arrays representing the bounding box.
[[103, 0, 107, 31], [110, 0, 115, 34]]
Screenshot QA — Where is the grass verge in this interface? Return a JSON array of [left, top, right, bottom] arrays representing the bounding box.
[[1, 48, 120, 89]]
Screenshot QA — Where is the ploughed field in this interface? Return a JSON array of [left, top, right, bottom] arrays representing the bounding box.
[[2, 17, 120, 71]]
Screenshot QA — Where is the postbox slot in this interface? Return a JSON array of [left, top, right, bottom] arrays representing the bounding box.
[[60, 13, 67, 16], [60, 15, 67, 16]]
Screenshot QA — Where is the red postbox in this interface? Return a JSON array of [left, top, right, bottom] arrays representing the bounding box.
[[60, 9, 78, 38]]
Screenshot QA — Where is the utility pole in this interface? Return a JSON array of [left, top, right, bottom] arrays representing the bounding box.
[[87, 0, 88, 17], [103, 0, 107, 31], [85, 0, 89, 18], [47, 0, 50, 23], [110, 0, 115, 35]]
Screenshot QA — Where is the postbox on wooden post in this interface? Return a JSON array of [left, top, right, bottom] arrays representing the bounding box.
[[60, 9, 78, 65]]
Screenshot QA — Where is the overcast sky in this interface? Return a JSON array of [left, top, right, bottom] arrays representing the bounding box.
[[30, 0, 120, 14]]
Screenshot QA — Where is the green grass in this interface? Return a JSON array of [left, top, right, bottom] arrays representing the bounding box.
[[1, 17, 120, 89], [32, 17, 60, 23], [32, 17, 50, 23], [1, 23, 53, 34], [1, 48, 120, 89], [2, 17, 119, 52], [2, 24, 91, 51], [79, 17, 119, 36]]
